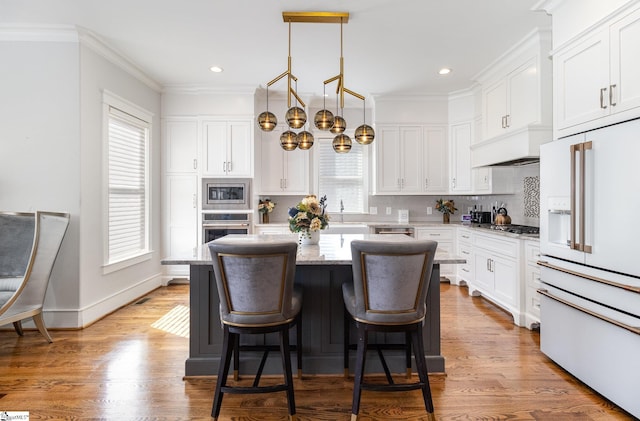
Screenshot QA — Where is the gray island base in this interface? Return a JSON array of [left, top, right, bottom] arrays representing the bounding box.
[[162, 234, 465, 377]]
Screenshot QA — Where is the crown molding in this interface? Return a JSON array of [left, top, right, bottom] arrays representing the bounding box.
[[0, 23, 78, 42], [162, 84, 257, 95]]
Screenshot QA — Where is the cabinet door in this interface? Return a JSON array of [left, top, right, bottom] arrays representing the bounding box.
[[507, 57, 539, 130], [473, 167, 491, 192], [227, 121, 252, 177], [164, 120, 198, 173], [375, 126, 401, 193], [610, 7, 640, 115], [554, 30, 609, 131], [202, 122, 228, 176], [259, 128, 286, 193], [282, 148, 309, 194], [493, 256, 518, 307], [399, 126, 422, 193], [484, 79, 508, 139], [164, 175, 198, 275], [473, 250, 494, 291], [423, 126, 448, 193], [449, 122, 472, 193]]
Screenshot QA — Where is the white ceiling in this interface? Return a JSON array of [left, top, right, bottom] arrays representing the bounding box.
[[1, 0, 551, 98]]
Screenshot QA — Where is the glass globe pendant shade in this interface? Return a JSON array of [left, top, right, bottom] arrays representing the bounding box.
[[297, 131, 314, 150], [280, 130, 299, 151], [332, 133, 352, 153], [330, 115, 346, 134], [286, 106, 307, 129], [355, 124, 375, 145], [314, 109, 335, 130], [257, 111, 277, 132]]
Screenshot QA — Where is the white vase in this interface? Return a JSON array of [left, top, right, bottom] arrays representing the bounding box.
[[299, 230, 320, 245]]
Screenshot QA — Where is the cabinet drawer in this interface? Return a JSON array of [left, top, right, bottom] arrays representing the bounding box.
[[526, 265, 542, 289], [457, 228, 473, 243], [525, 241, 540, 263], [474, 233, 519, 259], [417, 227, 453, 241], [526, 285, 541, 318]]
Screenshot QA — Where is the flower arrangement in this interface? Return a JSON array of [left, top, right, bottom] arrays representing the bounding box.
[[258, 198, 276, 214], [288, 195, 330, 236], [435, 198, 457, 215]]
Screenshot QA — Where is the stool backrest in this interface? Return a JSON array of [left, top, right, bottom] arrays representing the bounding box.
[[350, 240, 437, 325], [208, 241, 298, 326]]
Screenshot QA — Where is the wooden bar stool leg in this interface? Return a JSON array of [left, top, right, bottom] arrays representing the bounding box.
[[279, 328, 297, 420], [411, 327, 435, 420], [351, 323, 368, 421], [212, 326, 234, 420]]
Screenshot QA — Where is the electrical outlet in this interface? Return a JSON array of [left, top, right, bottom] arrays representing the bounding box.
[[386, 207, 392, 215], [369, 206, 377, 215], [427, 207, 432, 215]]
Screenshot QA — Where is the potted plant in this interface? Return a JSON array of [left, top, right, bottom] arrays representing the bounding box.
[[435, 198, 457, 224]]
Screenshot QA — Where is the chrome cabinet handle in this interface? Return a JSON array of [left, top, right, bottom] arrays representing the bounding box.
[[501, 116, 506, 128], [192, 194, 197, 208], [600, 87, 608, 109], [227, 161, 232, 172], [193, 159, 197, 170], [223, 162, 226, 172], [609, 84, 617, 106]]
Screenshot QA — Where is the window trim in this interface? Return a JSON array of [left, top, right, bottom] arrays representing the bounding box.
[[102, 90, 154, 273], [313, 132, 370, 215]]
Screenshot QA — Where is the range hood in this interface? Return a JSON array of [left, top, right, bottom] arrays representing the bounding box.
[[471, 124, 551, 167]]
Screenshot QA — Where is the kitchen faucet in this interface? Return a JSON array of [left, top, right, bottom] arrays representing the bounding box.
[[340, 199, 344, 223]]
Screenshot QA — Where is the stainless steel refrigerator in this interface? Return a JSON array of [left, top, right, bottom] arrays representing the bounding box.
[[539, 117, 640, 418]]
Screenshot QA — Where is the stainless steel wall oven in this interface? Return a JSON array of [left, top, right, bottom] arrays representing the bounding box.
[[202, 212, 251, 243]]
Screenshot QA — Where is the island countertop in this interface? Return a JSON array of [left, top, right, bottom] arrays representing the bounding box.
[[162, 233, 467, 266]]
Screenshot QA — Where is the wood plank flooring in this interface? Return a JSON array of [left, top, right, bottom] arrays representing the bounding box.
[[0, 282, 635, 420]]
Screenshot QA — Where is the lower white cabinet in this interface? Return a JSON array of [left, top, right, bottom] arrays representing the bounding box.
[[415, 226, 454, 281], [254, 224, 290, 235], [163, 174, 198, 277], [456, 227, 474, 286], [524, 239, 541, 328], [470, 232, 525, 327]]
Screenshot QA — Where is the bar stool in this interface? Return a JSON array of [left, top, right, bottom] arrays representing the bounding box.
[[343, 239, 438, 421], [208, 240, 302, 421]]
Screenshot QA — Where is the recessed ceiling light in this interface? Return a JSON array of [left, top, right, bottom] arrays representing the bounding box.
[[210, 66, 224, 73], [438, 68, 451, 75]]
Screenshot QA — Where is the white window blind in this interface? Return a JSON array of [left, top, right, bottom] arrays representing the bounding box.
[[107, 107, 149, 263], [317, 138, 366, 213]]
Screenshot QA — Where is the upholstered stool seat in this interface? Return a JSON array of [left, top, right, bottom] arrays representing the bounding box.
[[343, 239, 438, 421], [208, 240, 302, 421]]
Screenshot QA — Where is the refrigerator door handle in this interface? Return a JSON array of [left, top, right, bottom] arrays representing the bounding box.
[[570, 142, 593, 253], [582, 141, 592, 253], [570, 143, 579, 250], [538, 289, 640, 336]]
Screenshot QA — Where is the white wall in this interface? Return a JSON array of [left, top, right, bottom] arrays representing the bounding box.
[[0, 28, 163, 328], [0, 38, 82, 324]]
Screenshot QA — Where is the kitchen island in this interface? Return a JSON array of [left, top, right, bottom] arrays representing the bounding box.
[[162, 234, 465, 377]]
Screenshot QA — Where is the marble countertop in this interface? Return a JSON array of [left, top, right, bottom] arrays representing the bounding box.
[[162, 233, 467, 266]]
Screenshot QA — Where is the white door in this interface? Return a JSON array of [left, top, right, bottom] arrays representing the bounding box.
[[375, 126, 401, 193], [423, 126, 447, 193], [202, 122, 228, 176], [493, 257, 518, 307], [283, 148, 309, 194], [165, 120, 198, 173], [473, 250, 494, 292], [484, 79, 507, 139], [450, 122, 472, 193], [399, 126, 422, 193], [584, 118, 640, 277], [507, 57, 539, 130], [165, 174, 198, 275], [227, 122, 252, 177], [259, 128, 286, 193]]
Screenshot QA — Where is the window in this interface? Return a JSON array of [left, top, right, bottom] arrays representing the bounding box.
[[316, 136, 368, 213], [103, 92, 152, 270]]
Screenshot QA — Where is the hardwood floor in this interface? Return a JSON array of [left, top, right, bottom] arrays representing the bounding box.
[[0, 282, 634, 420]]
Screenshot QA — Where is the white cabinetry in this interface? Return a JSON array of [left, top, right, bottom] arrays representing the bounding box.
[[554, 4, 640, 138], [524, 239, 541, 329], [456, 227, 474, 286], [375, 125, 447, 194], [483, 57, 540, 139], [472, 167, 515, 194], [162, 119, 199, 278], [415, 226, 454, 281], [202, 120, 253, 177], [470, 232, 524, 326], [449, 121, 473, 193], [254, 224, 291, 235], [258, 125, 309, 195]]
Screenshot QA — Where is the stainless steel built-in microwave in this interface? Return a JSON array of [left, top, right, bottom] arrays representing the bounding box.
[[202, 178, 251, 209]]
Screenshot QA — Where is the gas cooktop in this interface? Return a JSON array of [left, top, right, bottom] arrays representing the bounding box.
[[488, 224, 539, 235]]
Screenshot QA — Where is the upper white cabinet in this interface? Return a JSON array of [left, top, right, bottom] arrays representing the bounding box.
[[472, 29, 552, 167], [422, 126, 448, 194], [202, 120, 253, 177], [375, 125, 447, 195], [164, 119, 198, 173], [258, 125, 309, 195], [449, 121, 473, 193], [472, 167, 515, 194], [554, 4, 640, 138], [483, 57, 539, 139]]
